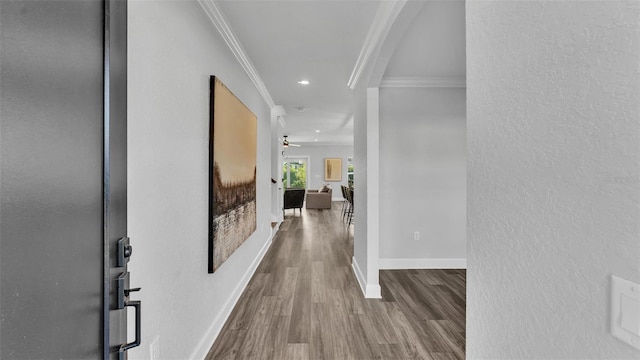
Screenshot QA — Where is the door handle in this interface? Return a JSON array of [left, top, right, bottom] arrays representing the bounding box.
[[124, 287, 141, 296], [116, 272, 141, 309], [118, 300, 141, 360]]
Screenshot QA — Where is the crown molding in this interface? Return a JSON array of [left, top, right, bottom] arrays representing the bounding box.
[[347, 1, 407, 90], [198, 0, 275, 109], [380, 76, 466, 88], [277, 117, 287, 129], [271, 105, 287, 128]]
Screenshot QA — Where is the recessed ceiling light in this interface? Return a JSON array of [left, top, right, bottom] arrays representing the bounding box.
[[315, 130, 320, 133], [314, 139, 318, 142], [297, 80, 310, 85]]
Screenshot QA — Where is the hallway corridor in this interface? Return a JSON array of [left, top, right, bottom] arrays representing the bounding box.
[[206, 205, 465, 360]]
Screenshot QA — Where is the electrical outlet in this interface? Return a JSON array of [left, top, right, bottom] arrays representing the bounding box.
[[150, 335, 160, 360], [414, 231, 420, 241]]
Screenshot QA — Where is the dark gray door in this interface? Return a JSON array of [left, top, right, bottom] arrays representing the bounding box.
[[0, 1, 131, 359]]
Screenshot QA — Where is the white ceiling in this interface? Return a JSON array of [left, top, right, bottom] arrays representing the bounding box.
[[215, 1, 466, 146]]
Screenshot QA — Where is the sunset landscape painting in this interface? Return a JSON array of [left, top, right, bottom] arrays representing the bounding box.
[[209, 76, 257, 273]]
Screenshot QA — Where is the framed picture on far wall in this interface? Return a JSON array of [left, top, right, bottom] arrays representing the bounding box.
[[324, 158, 342, 181]]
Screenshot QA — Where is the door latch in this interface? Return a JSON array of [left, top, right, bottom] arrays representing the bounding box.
[[117, 272, 142, 309]]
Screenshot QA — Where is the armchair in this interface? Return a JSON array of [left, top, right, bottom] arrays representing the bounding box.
[[283, 188, 305, 216]]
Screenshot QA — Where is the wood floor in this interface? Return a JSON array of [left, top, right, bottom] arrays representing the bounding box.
[[206, 205, 465, 360]]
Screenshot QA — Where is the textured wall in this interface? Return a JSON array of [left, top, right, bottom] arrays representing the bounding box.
[[379, 87, 466, 262], [128, 1, 272, 359], [467, 1, 640, 359]]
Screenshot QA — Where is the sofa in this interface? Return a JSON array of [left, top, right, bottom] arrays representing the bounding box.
[[305, 186, 332, 209]]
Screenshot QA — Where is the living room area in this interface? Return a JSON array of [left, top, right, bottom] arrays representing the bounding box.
[[280, 143, 353, 217]]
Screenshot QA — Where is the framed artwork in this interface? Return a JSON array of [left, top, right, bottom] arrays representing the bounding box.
[[324, 158, 342, 181], [208, 76, 257, 273]]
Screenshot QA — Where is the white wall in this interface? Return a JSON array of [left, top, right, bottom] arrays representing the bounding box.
[[283, 144, 353, 200], [467, 1, 640, 359], [379, 87, 466, 268], [127, 1, 272, 359]]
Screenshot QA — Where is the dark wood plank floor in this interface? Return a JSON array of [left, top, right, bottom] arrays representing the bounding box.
[[206, 204, 465, 360]]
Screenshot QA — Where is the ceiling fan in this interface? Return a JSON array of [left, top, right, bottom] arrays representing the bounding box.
[[282, 135, 301, 148]]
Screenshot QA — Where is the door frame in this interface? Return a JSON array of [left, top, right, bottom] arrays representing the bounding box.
[[103, 0, 130, 358]]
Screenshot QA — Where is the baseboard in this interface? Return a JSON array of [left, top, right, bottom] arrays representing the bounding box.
[[379, 258, 467, 270], [351, 256, 367, 296], [188, 233, 274, 360], [351, 256, 382, 299], [365, 283, 382, 299], [271, 220, 282, 237]]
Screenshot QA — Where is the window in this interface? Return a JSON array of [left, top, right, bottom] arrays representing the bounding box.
[[283, 158, 307, 189]]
